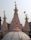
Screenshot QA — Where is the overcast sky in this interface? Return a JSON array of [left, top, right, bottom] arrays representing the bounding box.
[[0, 0, 31, 26]]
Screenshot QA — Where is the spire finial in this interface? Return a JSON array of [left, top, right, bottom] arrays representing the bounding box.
[[15, 1, 16, 3], [3, 10, 6, 20], [15, 1, 17, 8], [14, 1, 18, 12], [25, 14, 28, 22], [15, 1, 16, 5]]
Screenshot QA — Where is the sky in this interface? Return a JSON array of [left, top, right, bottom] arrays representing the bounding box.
[[0, 0, 31, 26]]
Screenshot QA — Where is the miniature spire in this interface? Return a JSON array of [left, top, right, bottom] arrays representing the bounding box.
[[25, 14, 28, 22], [23, 12, 30, 35], [3, 11, 6, 21]]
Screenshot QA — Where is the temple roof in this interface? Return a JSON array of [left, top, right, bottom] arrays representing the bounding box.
[[2, 32, 30, 40]]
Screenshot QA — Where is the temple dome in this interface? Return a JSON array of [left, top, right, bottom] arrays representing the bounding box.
[[2, 31, 30, 40]]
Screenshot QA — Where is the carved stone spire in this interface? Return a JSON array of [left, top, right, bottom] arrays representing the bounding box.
[[23, 14, 30, 35], [2, 11, 8, 35], [14, 2, 18, 13], [9, 2, 22, 32]]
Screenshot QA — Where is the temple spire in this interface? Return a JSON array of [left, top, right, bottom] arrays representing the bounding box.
[[9, 2, 22, 32], [2, 11, 8, 35], [23, 14, 30, 35]]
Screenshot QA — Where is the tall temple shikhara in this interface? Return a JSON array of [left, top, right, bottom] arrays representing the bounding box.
[[23, 15, 30, 35], [0, 2, 31, 39], [2, 11, 8, 35], [9, 2, 22, 32]]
